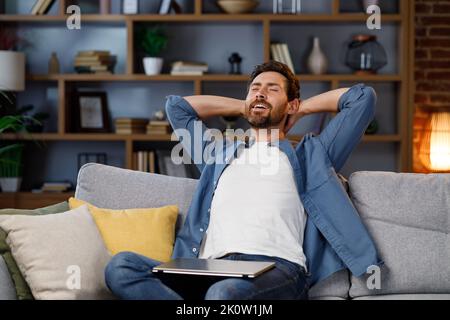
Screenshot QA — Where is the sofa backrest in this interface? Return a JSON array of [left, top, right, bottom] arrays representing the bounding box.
[[348, 171, 450, 298], [75, 163, 198, 231]]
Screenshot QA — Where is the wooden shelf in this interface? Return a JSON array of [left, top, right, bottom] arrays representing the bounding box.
[[27, 74, 403, 82], [0, 192, 74, 210], [0, 13, 403, 23], [1, 133, 401, 143], [0, 133, 175, 142]]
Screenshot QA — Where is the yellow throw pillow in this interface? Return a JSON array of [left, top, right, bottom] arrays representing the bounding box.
[[69, 197, 178, 263]]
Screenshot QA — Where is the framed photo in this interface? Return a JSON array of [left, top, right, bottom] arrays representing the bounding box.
[[74, 92, 110, 133]]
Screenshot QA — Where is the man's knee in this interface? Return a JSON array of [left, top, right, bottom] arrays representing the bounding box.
[[205, 279, 251, 300], [105, 251, 148, 291]]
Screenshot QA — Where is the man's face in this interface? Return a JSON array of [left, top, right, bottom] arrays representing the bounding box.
[[244, 71, 290, 129]]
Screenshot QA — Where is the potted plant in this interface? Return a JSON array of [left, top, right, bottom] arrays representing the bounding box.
[[0, 91, 41, 192], [138, 26, 168, 75]]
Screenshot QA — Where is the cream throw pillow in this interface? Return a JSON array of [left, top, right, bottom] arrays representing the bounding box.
[[0, 205, 115, 300]]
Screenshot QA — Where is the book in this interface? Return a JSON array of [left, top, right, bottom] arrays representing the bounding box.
[[149, 151, 156, 173], [170, 70, 204, 75], [78, 51, 111, 57], [281, 43, 295, 73], [115, 118, 149, 124], [275, 43, 286, 65], [159, 0, 172, 14], [38, 0, 56, 15], [270, 44, 281, 62], [148, 120, 170, 126], [31, 0, 46, 15], [122, 0, 139, 14]]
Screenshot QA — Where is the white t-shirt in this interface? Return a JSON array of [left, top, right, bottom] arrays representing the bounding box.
[[199, 141, 307, 268]]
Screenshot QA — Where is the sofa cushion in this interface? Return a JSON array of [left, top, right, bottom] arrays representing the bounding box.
[[69, 197, 178, 262], [0, 205, 115, 300], [0, 201, 70, 300], [75, 163, 198, 231], [348, 172, 450, 298], [0, 255, 16, 300], [308, 269, 350, 300], [353, 294, 450, 300]]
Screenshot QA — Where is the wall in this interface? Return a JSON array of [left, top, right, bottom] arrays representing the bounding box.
[[413, 0, 450, 172]]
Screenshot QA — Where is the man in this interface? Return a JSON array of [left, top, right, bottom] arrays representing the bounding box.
[[105, 61, 383, 300]]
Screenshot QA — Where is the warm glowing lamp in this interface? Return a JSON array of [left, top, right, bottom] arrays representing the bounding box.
[[419, 111, 450, 172]]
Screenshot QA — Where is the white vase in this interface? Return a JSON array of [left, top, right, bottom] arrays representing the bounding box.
[[307, 37, 328, 75], [0, 177, 22, 192], [143, 57, 163, 75]]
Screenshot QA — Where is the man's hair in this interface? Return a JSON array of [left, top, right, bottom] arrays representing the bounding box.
[[248, 60, 300, 101]]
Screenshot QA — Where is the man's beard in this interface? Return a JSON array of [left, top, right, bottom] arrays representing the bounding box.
[[245, 100, 285, 128]]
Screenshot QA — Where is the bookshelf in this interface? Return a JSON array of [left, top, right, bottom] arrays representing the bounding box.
[[0, 0, 413, 208]]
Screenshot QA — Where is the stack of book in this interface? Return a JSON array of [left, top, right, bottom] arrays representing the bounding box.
[[115, 118, 149, 134], [270, 43, 295, 73], [170, 61, 209, 75], [31, 0, 56, 15], [146, 120, 171, 135], [32, 182, 73, 193], [74, 51, 117, 74]]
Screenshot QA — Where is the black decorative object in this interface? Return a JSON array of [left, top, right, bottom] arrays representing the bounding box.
[[345, 34, 387, 74], [228, 52, 242, 75], [365, 118, 379, 135], [77, 153, 107, 172]]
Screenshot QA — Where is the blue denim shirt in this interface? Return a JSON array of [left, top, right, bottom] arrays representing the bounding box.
[[165, 83, 384, 286]]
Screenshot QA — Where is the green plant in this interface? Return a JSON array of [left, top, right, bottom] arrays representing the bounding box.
[[0, 91, 41, 178], [138, 26, 168, 57]]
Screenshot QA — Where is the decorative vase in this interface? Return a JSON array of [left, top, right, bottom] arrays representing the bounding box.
[[143, 57, 163, 75], [48, 52, 60, 74], [100, 0, 111, 14], [362, 0, 380, 10], [307, 37, 328, 75], [0, 177, 22, 192], [365, 118, 379, 135]]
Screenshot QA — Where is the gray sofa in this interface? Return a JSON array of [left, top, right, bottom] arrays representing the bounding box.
[[1, 163, 449, 300]]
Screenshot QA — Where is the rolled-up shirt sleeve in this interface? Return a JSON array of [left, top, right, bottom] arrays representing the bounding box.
[[318, 84, 377, 172], [165, 95, 215, 173]]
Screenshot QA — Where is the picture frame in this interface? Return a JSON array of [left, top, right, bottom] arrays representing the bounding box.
[[74, 92, 111, 133]]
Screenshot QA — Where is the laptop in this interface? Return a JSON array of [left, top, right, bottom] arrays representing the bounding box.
[[152, 258, 275, 278]]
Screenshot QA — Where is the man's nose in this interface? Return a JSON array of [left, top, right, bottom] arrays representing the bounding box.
[[256, 91, 267, 100]]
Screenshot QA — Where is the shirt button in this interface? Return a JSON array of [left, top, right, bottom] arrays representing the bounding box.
[[207, 208, 211, 212], [213, 180, 216, 185], [192, 248, 197, 253], [200, 228, 204, 232]]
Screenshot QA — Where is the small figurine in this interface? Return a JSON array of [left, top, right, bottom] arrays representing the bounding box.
[[228, 52, 242, 75]]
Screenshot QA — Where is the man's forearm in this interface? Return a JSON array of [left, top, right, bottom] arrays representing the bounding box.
[[300, 88, 350, 116], [184, 95, 245, 119]]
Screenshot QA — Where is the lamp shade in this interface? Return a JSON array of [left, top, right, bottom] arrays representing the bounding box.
[[0, 50, 25, 91], [419, 111, 450, 172]]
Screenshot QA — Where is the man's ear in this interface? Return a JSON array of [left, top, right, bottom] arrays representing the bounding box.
[[287, 99, 300, 115]]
